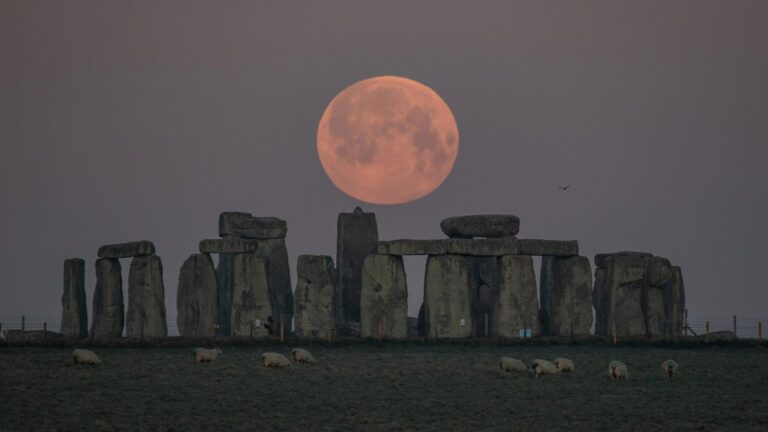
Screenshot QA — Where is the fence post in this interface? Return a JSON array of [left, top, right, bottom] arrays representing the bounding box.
[[280, 319, 285, 343], [43, 322, 47, 338], [22, 315, 25, 332], [705, 321, 710, 342], [611, 320, 617, 345], [684, 309, 688, 336], [733, 315, 737, 338]]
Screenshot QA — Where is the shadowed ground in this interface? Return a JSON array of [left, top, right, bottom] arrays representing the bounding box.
[[1, 345, 766, 431]]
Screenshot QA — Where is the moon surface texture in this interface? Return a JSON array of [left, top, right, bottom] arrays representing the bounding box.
[[317, 76, 459, 205]]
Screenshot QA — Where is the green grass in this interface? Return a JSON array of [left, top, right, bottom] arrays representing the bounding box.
[[1, 344, 767, 431]]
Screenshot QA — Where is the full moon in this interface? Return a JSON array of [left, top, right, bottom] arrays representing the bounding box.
[[317, 76, 459, 205]]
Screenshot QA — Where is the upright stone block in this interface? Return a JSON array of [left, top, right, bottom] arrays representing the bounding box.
[[231, 254, 272, 337], [424, 255, 471, 339], [469, 256, 499, 336], [216, 253, 236, 336], [539, 256, 593, 336], [664, 266, 685, 338], [497, 255, 539, 337], [253, 238, 293, 331], [127, 255, 167, 337], [593, 253, 651, 337], [360, 254, 408, 339], [91, 258, 124, 338], [336, 206, 378, 333], [177, 253, 218, 337], [294, 255, 336, 338], [61, 258, 88, 338]]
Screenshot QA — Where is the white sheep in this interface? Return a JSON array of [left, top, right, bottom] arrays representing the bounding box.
[[661, 359, 679, 379], [531, 359, 559, 378], [72, 349, 101, 366], [192, 347, 222, 363], [262, 352, 292, 368], [554, 357, 575, 374], [608, 360, 628, 380], [291, 348, 316, 364], [499, 357, 527, 373]]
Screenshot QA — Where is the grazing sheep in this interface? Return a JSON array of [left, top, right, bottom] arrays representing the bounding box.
[[72, 349, 101, 366], [554, 357, 575, 374], [192, 347, 222, 363], [262, 352, 292, 368], [499, 357, 527, 373], [608, 360, 628, 380], [661, 359, 679, 379], [531, 359, 559, 378], [291, 348, 317, 364]]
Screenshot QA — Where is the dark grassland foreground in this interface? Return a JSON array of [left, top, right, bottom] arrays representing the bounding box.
[[1, 345, 767, 432]]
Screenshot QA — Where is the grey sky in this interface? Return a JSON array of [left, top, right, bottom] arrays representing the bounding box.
[[1, 1, 767, 330]]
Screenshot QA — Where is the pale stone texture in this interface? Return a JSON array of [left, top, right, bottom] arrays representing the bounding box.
[[360, 254, 408, 339], [424, 254, 472, 339], [126, 255, 168, 337], [497, 255, 540, 337], [336, 207, 378, 334], [230, 254, 272, 337], [440, 215, 520, 238], [539, 256, 593, 336], [98, 241, 155, 258], [294, 255, 336, 338], [61, 258, 88, 338], [199, 238, 259, 254], [176, 254, 218, 337], [91, 258, 124, 338], [219, 212, 287, 239]]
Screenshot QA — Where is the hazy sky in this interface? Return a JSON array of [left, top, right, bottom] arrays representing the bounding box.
[[2, 1, 767, 332]]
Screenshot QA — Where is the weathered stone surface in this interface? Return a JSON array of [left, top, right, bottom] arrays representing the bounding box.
[[440, 215, 520, 238], [593, 253, 652, 337], [592, 268, 607, 335], [378, 238, 518, 256], [360, 254, 408, 338], [613, 280, 645, 336], [517, 239, 578, 256], [643, 285, 665, 337], [294, 255, 336, 338], [216, 253, 236, 336], [336, 207, 378, 333], [126, 255, 167, 337], [594, 251, 652, 269], [417, 303, 426, 337], [98, 241, 155, 258], [219, 212, 287, 239], [540, 256, 593, 336], [253, 238, 293, 331], [647, 256, 673, 287], [469, 257, 499, 336], [199, 238, 259, 254], [231, 254, 272, 337], [91, 258, 124, 338], [663, 266, 685, 338], [407, 317, 419, 337], [61, 258, 87, 338], [497, 255, 540, 337], [424, 255, 472, 339], [176, 254, 218, 337]]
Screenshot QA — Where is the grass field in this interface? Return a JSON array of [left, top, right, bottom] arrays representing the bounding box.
[[1, 343, 767, 431]]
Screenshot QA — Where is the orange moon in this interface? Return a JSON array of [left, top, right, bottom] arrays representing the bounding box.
[[317, 76, 459, 205]]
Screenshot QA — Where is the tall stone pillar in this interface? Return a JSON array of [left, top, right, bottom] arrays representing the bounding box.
[[539, 256, 593, 336], [231, 254, 272, 337], [424, 254, 471, 339], [468, 257, 500, 337], [497, 255, 539, 337], [294, 255, 336, 338], [91, 258, 124, 338], [61, 258, 88, 338], [177, 253, 218, 337], [336, 206, 378, 335], [216, 253, 236, 336], [360, 254, 408, 339], [664, 266, 685, 338], [127, 255, 167, 337]]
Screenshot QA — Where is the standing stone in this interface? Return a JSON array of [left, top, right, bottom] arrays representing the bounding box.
[[294, 255, 336, 338], [219, 212, 287, 239], [539, 256, 593, 336], [126, 255, 167, 337], [253, 238, 293, 332], [592, 268, 607, 335], [177, 254, 218, 337], [664, 266, 685, 338], [216, 253, 236, 336], [593, 253, 651, 337], [469, 257, 499, 336], [336, 206, 378, 334], [360, 254, 408, 339], [424, 255, 472, 339], [61, 258, 88, 338], [231, 254, 272, 337], [91, 258, 124, 338], [497, 255, 540, 337], [440, 215, 520, 238], [645, 256, 672, 338]]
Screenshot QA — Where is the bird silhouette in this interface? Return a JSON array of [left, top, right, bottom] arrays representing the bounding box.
[[558, 185, 571, 191]]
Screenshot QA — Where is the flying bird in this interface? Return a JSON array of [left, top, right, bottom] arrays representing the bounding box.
[[558, 185, 571, 191]]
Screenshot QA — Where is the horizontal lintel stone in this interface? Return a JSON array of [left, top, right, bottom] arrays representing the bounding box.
[[199, 239, 259, 254], [98, 241, 155, 258]]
